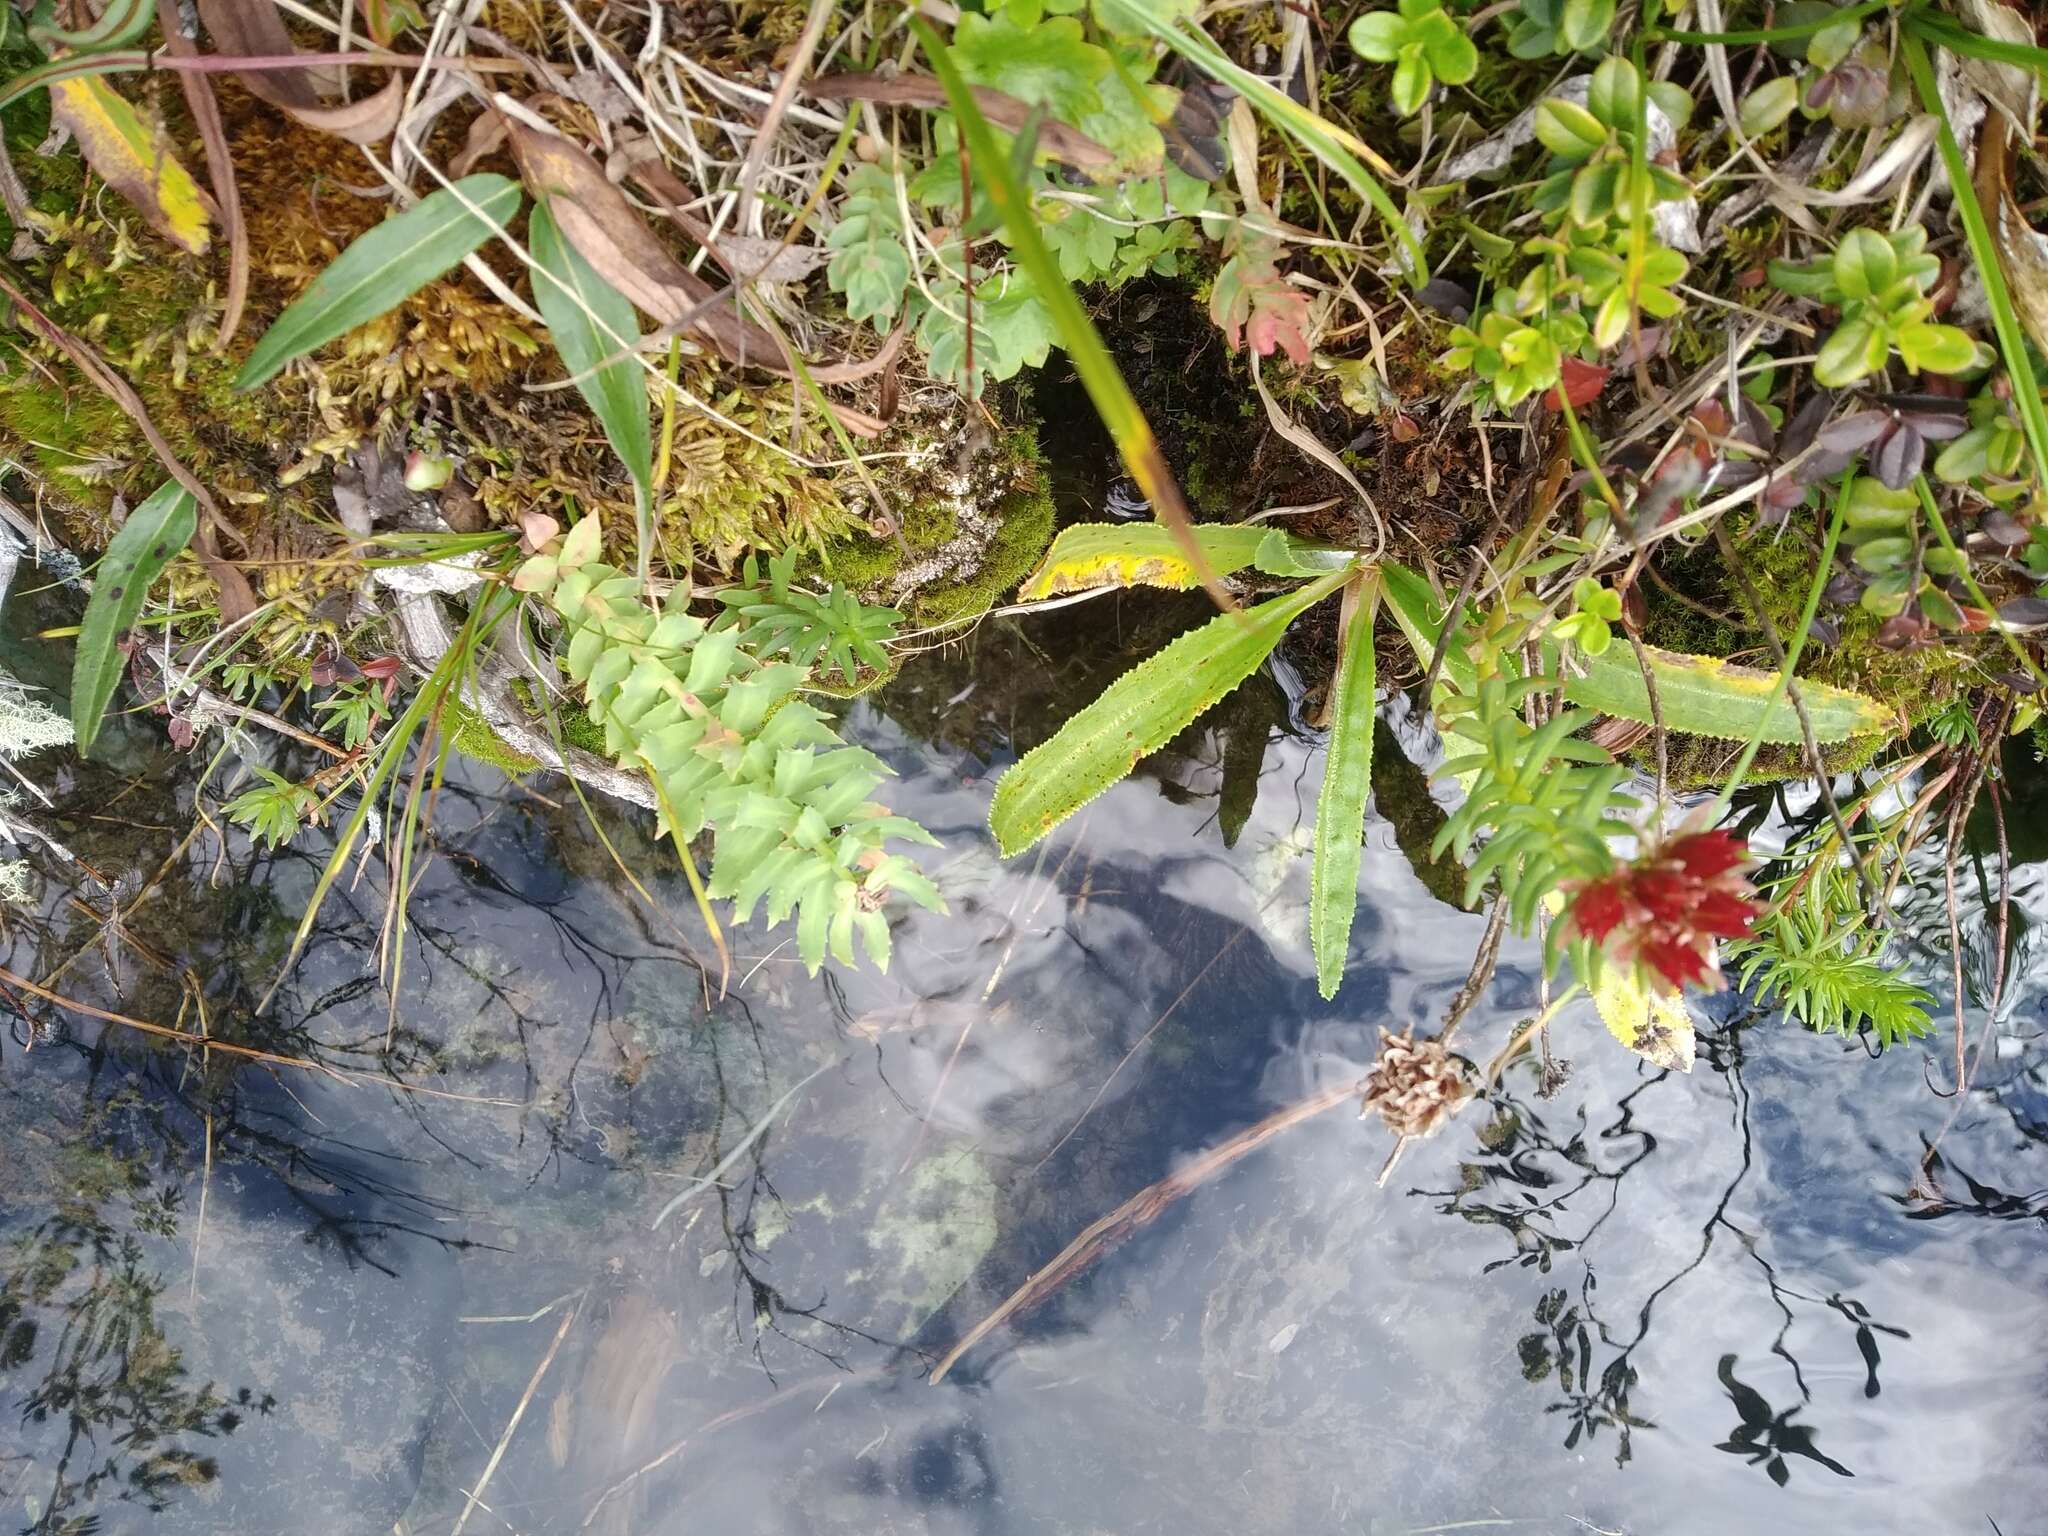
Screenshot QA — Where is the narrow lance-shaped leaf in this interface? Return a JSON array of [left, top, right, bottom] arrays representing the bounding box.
[[529, 199, 653, 552], [989, 566, 1351, 856], [1378, 562, 1893, 743], [1311, 569, 1380, 999], [1562, 643, 1895, 742], [73, 481, 196, 751], [1017, 522, 1346, 600], [234, 175, 523, 389]]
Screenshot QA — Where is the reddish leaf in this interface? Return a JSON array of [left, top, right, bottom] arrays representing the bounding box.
[[1546, 356, 1611, 410], [1209, 224, 1311, 366]]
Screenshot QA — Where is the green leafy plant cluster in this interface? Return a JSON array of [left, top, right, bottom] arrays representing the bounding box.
[[714, 547, 902, 689], [1444, 58, 1693, 409], [518, 519, 943, 974], [1768, 226, 1979, 388]]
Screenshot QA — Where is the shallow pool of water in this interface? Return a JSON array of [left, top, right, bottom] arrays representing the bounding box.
[[3, 590, 2044, 1536]]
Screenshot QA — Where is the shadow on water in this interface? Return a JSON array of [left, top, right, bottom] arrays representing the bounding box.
[[2, 577, 2047, 1536]]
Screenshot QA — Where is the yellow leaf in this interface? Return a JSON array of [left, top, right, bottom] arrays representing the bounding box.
[[49, 76, 210, 256], [1593, 962, 1697, 1073]]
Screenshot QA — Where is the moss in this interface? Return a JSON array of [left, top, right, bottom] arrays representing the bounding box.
[[819, 416, 1055, 624], [507, 677, 609, 757], [447, 699, 540, 776]]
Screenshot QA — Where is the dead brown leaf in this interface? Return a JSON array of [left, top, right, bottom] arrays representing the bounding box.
[[197, 0, 398, 143], [626, 158, 827, 285], [505, 117, 783, 366], [1976, 119, 2048, 363], [286, 75, 405, 145], [807, 73, 1115, 173], [196, 0, 322, 111]]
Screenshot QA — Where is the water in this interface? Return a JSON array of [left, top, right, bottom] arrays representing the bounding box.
[[2, 585, 2045, 1536]]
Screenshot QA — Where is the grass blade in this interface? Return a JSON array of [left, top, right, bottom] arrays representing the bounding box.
[[234, 174, 522, 389], [1097, 0, 1425, 280], [1310, 568, 1380, 999], [911, 15, 1237, 614], [72, 481, 195, 751], [989, 567, 1350, 855]]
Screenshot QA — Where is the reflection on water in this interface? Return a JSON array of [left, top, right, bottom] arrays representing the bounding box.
[[3, 592, 2046, 1536]]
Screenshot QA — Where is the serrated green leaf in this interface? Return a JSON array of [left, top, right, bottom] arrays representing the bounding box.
[[235, 175, 522, 389], [1311, 572, 1380, 999], [73, 481, 196, 752], [529, 200, 652, 509], [952, 6, 1111, 123], [989, 567, 1348, 855], [1564, 643, 1896, 742]]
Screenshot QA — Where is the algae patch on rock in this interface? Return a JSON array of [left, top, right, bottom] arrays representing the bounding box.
[[855, 1148, 998, 1330]]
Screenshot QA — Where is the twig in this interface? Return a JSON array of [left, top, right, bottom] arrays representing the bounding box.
[[931, 1077, 1360, 1383], [0, 963, 524, 1104], [452, 1291, 584, 1536], [731, 0, 835, 229]]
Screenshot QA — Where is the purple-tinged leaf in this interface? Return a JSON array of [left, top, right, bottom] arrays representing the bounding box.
[[1416, 277, 1474, 320], [1779, 393, 1834, 461], [1980, 508, 2030, 546], [1997, 596, 2048, 630], [1992, 669, 2043, 694], [1823, 568, 1865, 605], [1902, 410, 1968, 442], [1872, 422, 1925, 489], [1876, 613, 1932, 649], [1816, 409, 1891, 455]]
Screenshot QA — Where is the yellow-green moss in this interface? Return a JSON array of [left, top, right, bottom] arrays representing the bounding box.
[[822, 419, 1055, 624], [447, 699, 541, 776]]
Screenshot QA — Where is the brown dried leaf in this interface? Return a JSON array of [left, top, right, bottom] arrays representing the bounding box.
[[285, 76, 405, 146], [806, 73, 1115, 173], [1978, 121, 2048, 363], [506, 118, 781, 365], [196, 0, 322, 111]]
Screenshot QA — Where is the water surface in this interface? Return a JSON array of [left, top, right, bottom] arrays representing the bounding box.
[[2, 589, 2044, 1536]]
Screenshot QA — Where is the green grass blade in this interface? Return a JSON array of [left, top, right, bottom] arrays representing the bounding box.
[[72, 480, 195, 751], [989, 566, 1350, 855], [529, 199, 653, 575], [1097, 0, 1426, 280], [1901, 33, 2048, 495], [1310, 569, 1380, 999], [1647, 0, 1894, 45], [911, 15, 1234, 612], [234, 174, 523, 389], [1714, 477, 1853, 807]]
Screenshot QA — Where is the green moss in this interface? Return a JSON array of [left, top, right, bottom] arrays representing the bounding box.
[[507, 677, 609, 757], [821, 418, 1055, 624], [913, 475, 1056, 625], [446, 699, 540, 776]]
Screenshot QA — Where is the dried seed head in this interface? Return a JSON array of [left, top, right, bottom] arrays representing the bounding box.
[[1360, 1026, 1473, 1140]]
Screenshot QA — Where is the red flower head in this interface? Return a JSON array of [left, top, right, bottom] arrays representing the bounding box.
[[1564, 822, 1759, 993]]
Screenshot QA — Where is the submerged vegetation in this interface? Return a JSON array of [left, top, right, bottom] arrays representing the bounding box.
[[0, 0, 2044, 1235]]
